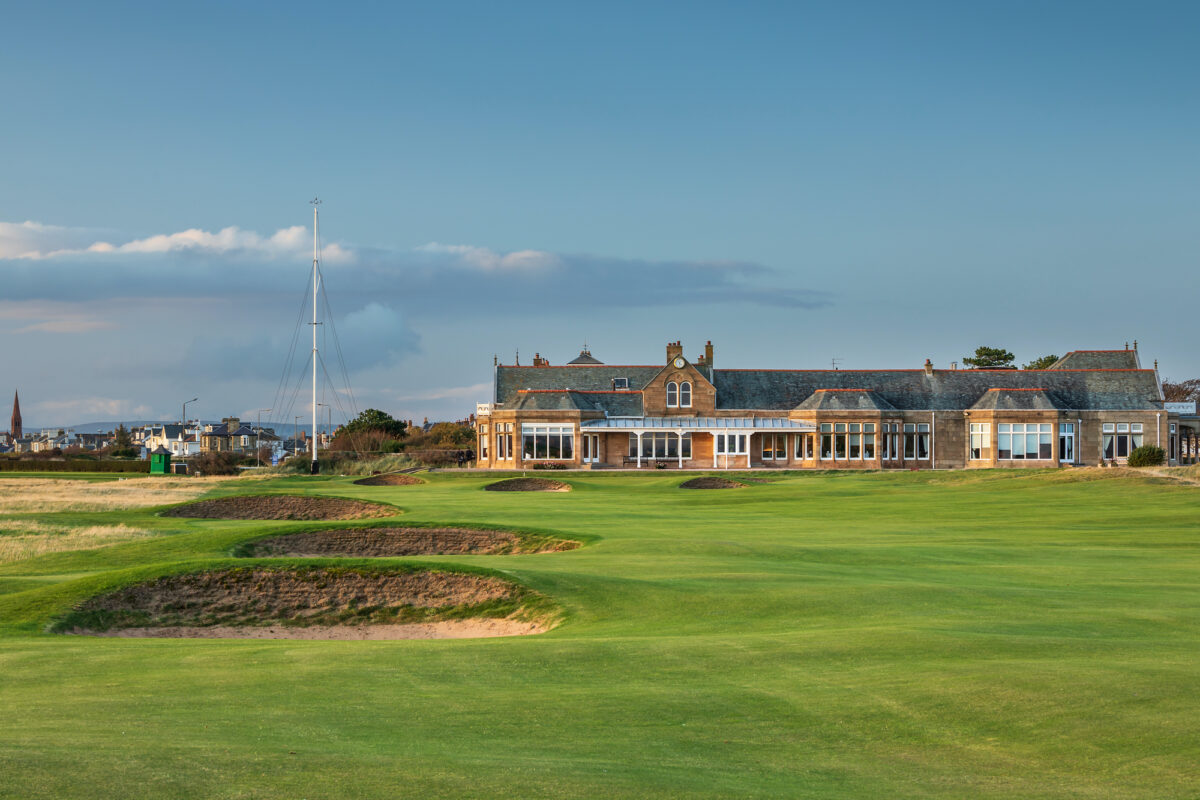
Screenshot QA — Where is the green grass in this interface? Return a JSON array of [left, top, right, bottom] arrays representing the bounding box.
[[0, 469, 1198, 798]]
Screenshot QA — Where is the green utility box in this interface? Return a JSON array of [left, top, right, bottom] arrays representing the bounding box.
[[149, 446, 171, 475]]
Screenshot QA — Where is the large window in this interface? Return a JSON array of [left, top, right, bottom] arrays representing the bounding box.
[[997, 423, 1052, 460], [795, 434, 814, 460], [880, 423, 899, 460], [970, 423, 989, 460], [761, 434, 787, 460], [818, 422, 876, 460], [479, 424, 489, 459], [715, 433, 747, 455], [903, 423, 930, 460], [1059, 423, 1075, 463], [627, 432, 691, 459], [1102, 422, 1143, 460], [495, 423, 513, 460], [522, 425, 574, 460]]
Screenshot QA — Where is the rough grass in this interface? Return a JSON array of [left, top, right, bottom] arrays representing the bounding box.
[[0, 476, 229, 513], [0, 469, 1198, 799], [0, 521, 152, 564]]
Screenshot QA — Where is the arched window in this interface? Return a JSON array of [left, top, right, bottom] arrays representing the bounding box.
[[666, 381, 678, 407], [680, 381, 692, 407]]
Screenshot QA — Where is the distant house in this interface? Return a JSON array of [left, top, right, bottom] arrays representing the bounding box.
[[199, 418, 268, 454], [143, 424, 202, 458]]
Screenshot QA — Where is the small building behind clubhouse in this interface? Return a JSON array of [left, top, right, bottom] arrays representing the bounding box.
[[474, 341, 1198, 469]]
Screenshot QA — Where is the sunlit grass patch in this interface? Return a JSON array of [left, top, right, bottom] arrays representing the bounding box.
[[0, 520, 153, 564], [0, 476, 231, 513]]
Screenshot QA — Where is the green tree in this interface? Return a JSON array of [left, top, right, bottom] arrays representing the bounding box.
[[339, 409, 407, 439], [1023, 354, 1059, 370], [109, 424, 138, 458], [963, 346, 1016, 369]]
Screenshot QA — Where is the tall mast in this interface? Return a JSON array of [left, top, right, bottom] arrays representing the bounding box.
[[310, 197, 321, 474]]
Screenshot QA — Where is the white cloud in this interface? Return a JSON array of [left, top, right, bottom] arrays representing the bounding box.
[[393, 382, 493, 403], [35, 397, 153, 420], [1, 220, 355, 263], [0, 301, 117, 334], [416, 242, 561, 271]]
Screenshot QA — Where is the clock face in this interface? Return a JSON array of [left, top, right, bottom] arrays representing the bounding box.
[[673, 356, 685, 368]]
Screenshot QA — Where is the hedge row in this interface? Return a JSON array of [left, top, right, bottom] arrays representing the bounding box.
[[0, 459, 151, 473]]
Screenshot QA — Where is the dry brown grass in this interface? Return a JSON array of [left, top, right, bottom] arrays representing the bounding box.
[[0, 477, 232, 513], [0, 520, 153, 564]]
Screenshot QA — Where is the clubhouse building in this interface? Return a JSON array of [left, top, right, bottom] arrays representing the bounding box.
[[474, 340, 1198, 470]]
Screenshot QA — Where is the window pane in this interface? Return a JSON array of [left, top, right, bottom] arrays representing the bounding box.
[[849, 423, 860, 433], [561, 433, 574, 459], [849, 433, 860, 459], [864, 423, 875, 433], [998, 433, 1011, 459], [666, 382, 677, 407], [1116, 435, 1129, 458], [918, 433, 930, 459], [904, 434, 916, 459], [523, 434, 535, 459], [835, 423, 846, 433], [1131, 423, 1143, 433], [1039, 433, 1051, 459], [821, 435, 832, 459], [1132, 434, 1143, 450], [835, 434, 847, 459], [820, 423, 832, 433], [1102, 423, 1115, 433], [1103, 435, 1114, 459], [681, 434, 692, 458], [681, 383, 691, 407], [863, 433, 875, 459]]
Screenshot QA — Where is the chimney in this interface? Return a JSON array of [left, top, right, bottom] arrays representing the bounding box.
[[666, 340, 683, 362], [223, 416, 240, 434], [951, 361, 958, 370], [532, 353, 549, 367], [924, 359, 934, 376], [705, 340, 714, 368]]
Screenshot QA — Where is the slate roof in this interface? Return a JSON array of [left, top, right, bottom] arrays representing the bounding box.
[[713, 368, 1161, 411], [513, 389, 644, 416], [969, 388, 1063, 411], [497, 365, 663, 400], [1048, 350, 1140, 370], [566, 349, 604, 365], [793, 389, 897, 412], [495, 361, 1162, 414]]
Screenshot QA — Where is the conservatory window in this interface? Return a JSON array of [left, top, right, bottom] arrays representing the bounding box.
[[521, 424, 574, 460], [996, 423, 1052, 460]]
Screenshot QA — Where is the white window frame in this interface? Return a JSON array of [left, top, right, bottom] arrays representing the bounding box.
[[715, 433, 747, 455], [970, 422, 990, 460], [996, 423, 1053, 460], [521, 424, 575, 461], [666, 381, 678, 407], [761, 433, 787, 460], [680, 381, 692, 408], [1102, 422, 1143, 460], [1059, 423, 1074, 463]]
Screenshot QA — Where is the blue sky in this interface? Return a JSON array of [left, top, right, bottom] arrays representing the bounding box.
[[2, 1, 1197, 428]]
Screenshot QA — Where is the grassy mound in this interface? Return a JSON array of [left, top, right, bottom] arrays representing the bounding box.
[[235, 526, 579, 557], [162, 495, 396, 520], [484, 477, 570, 492], [679, 476, 746, 489]]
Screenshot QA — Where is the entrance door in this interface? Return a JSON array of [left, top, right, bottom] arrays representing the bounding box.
[[582, 434, 600, 463]]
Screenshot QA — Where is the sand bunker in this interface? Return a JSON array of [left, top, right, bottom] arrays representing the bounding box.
[[353, 473, 424, 487], [679, 477, 746, 490], [162, 495, 396, 521], [59, 567, 546, 639], [238, 527, 578, 557], [484, 478, 570, 492]]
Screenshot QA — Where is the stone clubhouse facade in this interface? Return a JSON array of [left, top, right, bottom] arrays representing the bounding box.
[[474, 341, 1197, 470]]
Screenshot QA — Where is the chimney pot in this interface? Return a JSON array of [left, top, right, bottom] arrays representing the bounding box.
[[924, 359, 934, 376]]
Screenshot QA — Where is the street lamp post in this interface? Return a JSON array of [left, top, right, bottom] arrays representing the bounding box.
[[182, 398, 197, 426]]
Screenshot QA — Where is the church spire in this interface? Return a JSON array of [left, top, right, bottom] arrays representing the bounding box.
[[11, 390, 21, 440]]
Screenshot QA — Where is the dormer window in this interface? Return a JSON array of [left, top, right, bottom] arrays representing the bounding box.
[[667, 381, 678, 406], [613, 377, 628, 389]]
